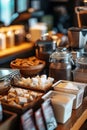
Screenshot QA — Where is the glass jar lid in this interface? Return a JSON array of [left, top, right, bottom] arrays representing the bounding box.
[[49, 51, 71, 63], [50, 51, 70, 60]]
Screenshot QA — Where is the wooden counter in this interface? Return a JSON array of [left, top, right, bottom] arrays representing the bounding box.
[[56, 97, 87, 130], [0, 42, 35, 67]]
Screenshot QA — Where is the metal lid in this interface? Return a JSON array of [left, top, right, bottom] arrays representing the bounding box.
[[68, 27, 87, 32], [68, 27, 82, 32]]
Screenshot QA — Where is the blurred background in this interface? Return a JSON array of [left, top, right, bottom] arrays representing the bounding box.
[[0, 0, 84, 35]]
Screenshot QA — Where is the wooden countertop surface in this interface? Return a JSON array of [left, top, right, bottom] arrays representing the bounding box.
[[0, 42, 34, 58], [56, 97, 87, 130]]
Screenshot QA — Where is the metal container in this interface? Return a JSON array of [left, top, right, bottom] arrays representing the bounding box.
[[35, 33, 54, 61], [68, 27, 87, 49], [49, 51, 72, 81], [0, 68, 20, 81], [0, 69, 20, 95], [35, 33, 57, 75]]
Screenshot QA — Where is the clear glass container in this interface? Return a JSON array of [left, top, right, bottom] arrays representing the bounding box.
[[73, 57, 87, 83], [6, 30, 14, 48], [10, 25, 25, 45], [0, 29, 6, 50], [49, 50, 72, 81], [14, 28, 25, 45]]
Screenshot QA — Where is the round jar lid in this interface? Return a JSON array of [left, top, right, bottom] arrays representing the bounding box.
[[50, 51, 70, 60]]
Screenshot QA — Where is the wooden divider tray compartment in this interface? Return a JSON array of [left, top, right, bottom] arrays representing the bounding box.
[[0, 87, 43, 115], [0, 110, 17, 130], [11, 75, 54, 93], [12, 82, 53, 93]]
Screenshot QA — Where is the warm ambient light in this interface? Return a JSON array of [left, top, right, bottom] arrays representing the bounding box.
[[84, 0, 87, 2]]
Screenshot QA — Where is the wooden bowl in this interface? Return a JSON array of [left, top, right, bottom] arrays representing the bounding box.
[[10, 57, 46, 77]]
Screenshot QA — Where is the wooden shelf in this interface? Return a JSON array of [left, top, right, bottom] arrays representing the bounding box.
[[0, 42, 34, 58], [50, 0, 68, 2], [0, 42, 35, 67]]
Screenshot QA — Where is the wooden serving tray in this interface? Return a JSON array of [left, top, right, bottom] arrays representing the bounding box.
[[1, 97, 43, 115], [11, 83, 53, 93], [0, 87, 43, 115]]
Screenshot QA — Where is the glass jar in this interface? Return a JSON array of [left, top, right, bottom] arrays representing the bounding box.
[[0, 29, 6, 50], [73, 57, 87, 83], [49, 51, 72, 81], [6, 30, 14, 48], [10, 25, 25, 45], [14, 28, 25, 45]]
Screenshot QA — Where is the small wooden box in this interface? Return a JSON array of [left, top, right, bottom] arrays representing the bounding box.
[[0, 110, 17, 130]]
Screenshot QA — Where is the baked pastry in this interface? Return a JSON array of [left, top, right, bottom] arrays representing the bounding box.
[[10, 56, 45, 67]]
